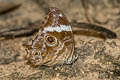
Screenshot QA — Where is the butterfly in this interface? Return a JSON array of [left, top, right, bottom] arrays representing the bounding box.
[[25, 7, 78, 66]]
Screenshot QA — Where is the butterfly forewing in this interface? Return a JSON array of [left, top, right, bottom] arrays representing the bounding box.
[[25, 7, 78, 66]]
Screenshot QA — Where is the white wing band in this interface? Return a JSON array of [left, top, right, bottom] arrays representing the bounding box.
[[43, 25, 72, 33]]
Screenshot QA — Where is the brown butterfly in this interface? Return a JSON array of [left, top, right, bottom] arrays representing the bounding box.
[[25, 7, 78, 66]]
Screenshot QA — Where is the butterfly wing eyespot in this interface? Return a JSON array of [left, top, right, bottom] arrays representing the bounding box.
[[47, 36, 55, 43], [45, 35, 57, 47], [33, 51, 39, 57]]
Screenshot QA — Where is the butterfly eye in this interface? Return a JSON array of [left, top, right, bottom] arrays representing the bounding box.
[[45, 35, 57, 46]]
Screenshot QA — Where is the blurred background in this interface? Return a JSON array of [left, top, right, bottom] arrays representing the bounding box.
[[0, 0, 120, 28]]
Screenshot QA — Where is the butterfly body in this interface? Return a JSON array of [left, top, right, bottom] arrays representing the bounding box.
[[25, 7, 78, 66]]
